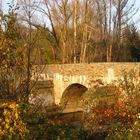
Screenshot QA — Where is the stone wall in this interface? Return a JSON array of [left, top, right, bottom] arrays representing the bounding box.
[[29, 81, 55, 106], [33, 63, 140, 81], [32, 63, 140, 105]]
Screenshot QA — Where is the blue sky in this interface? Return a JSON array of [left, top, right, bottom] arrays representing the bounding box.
[[2, 0, 140, 29]]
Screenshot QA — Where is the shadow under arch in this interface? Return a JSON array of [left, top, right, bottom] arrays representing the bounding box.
[[60, 83, 88, 112]]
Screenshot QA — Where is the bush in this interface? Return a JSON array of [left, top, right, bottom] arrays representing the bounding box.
[[106, 120, 140, 140], [82, 70, 140, 139], [0, 102, 29, 139], [42, 123, 87, 140]]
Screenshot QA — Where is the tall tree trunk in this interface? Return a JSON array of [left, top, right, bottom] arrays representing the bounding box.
[[26, 0, 32, 102], [107, 0, 112, 62], [73, 0, 78, 63], [80, 0, 88, 63]]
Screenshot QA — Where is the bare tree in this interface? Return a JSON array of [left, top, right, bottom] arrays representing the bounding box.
[[31, 0, 139, 63], [18, 0, 41, 101], [112, 0, 138, 61]]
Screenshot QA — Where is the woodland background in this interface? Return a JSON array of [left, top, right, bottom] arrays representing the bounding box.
[[1, 0, 140, 65]]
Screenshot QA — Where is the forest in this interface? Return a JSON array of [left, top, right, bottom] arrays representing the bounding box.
[[1, 0, 140, 65]]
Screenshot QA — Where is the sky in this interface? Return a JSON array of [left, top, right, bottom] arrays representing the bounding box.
[[1, 0, 140, 29]]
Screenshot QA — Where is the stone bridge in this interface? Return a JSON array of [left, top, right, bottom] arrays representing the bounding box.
[[31, 63, 140, 108]]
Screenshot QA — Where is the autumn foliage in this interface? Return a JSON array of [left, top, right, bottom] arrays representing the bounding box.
[[82, 71, 140, 139], [0, 102, 29, 139]]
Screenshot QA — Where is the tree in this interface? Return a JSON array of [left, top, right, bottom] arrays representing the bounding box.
[[18, 0, 41, 101], [111, 0, 138, 61], [123, 24, 140, 61], [0, 2, 26, 101]]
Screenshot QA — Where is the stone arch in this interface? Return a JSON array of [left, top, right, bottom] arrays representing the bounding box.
[[60, 83, 88, 112]]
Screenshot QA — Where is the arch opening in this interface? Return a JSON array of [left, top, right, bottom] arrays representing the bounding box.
[[61, 83, 88, 113]]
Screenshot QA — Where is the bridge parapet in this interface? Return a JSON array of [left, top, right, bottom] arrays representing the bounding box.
[[31, 73, 54, 81], [31, 63, 140, 105]]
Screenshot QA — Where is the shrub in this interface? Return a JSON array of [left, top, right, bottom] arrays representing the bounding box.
[[0, 102, 29, 139], [82, 70, 140, 139], [106, 120, 140, 140]]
